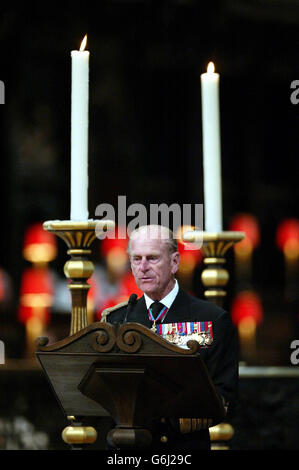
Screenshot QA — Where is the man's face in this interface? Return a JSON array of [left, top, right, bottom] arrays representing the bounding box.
[[129, 231, 180, 300]]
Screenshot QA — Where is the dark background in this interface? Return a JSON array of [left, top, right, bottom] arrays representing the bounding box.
[[0, 0, 298, 451], [2, 1, 298, 362]]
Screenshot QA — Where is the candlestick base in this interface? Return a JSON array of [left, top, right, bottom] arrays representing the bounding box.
[[183, 231, 245, 307], [43, 219, 115, 336]]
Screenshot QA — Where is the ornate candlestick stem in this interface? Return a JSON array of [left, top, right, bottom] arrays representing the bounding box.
[[43, 220, 115, 336], [183, 231, 245, 307], [183, 230, 244, 450]]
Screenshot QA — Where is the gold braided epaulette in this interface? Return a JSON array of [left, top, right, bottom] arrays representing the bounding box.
[[100, 301, 129, 323]]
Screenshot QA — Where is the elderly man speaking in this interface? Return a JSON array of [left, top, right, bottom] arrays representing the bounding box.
[[101, 225, 238, 450]]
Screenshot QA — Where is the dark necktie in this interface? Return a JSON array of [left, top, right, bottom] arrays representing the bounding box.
[[150, 301, 165, 321]]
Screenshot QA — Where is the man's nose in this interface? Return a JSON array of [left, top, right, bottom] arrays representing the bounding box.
[[140, 257, 149, 271]]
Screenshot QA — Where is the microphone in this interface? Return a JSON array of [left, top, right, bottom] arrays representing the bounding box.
[[124, 293, 138, 324]]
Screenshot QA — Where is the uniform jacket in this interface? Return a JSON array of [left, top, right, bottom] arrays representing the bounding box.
[[105, 287, 239, 408], [103, 288, 238, 450]]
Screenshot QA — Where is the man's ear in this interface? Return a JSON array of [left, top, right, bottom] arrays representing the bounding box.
[[171, 251, 180, 274]]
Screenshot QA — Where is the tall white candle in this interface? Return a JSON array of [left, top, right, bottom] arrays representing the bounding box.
[[200, 62, 222, 232], [70, 35, 89, 221]]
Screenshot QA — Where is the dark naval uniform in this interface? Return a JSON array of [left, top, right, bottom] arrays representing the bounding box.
[[101, 288, 238, 450]]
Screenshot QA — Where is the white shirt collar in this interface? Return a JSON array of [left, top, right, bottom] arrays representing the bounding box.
[[144, 279, 179, 310]]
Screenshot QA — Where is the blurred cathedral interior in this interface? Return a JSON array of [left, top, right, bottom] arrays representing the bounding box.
[[0, 1, 298, 450]]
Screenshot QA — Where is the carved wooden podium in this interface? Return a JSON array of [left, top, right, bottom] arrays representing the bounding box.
[[36, 321, 225, 449]]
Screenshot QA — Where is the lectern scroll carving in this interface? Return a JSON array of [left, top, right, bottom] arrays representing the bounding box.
[[36, 322, 225, 449]]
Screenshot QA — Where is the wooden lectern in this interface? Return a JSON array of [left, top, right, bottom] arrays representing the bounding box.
[[36, 322, 225, 449]]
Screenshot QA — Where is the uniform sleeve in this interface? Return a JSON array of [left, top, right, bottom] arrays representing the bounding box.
[[204, 310, 239, 412], [103, 307, 126, 324]]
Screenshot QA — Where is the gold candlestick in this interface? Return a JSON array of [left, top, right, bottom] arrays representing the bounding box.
[[43, 220, 115, 336], [183, 230, 244, 450], [182, 231, 245, 307]]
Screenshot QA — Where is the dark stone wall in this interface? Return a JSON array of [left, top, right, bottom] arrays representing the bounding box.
[[230, 377, 299, 450]]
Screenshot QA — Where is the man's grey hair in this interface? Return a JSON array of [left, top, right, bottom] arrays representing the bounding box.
[[127, 225, 178, 256]]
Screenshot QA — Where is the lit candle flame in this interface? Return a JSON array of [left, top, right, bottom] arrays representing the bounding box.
[[207, 62, 215, 73], [79, 35, 88, 52]]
